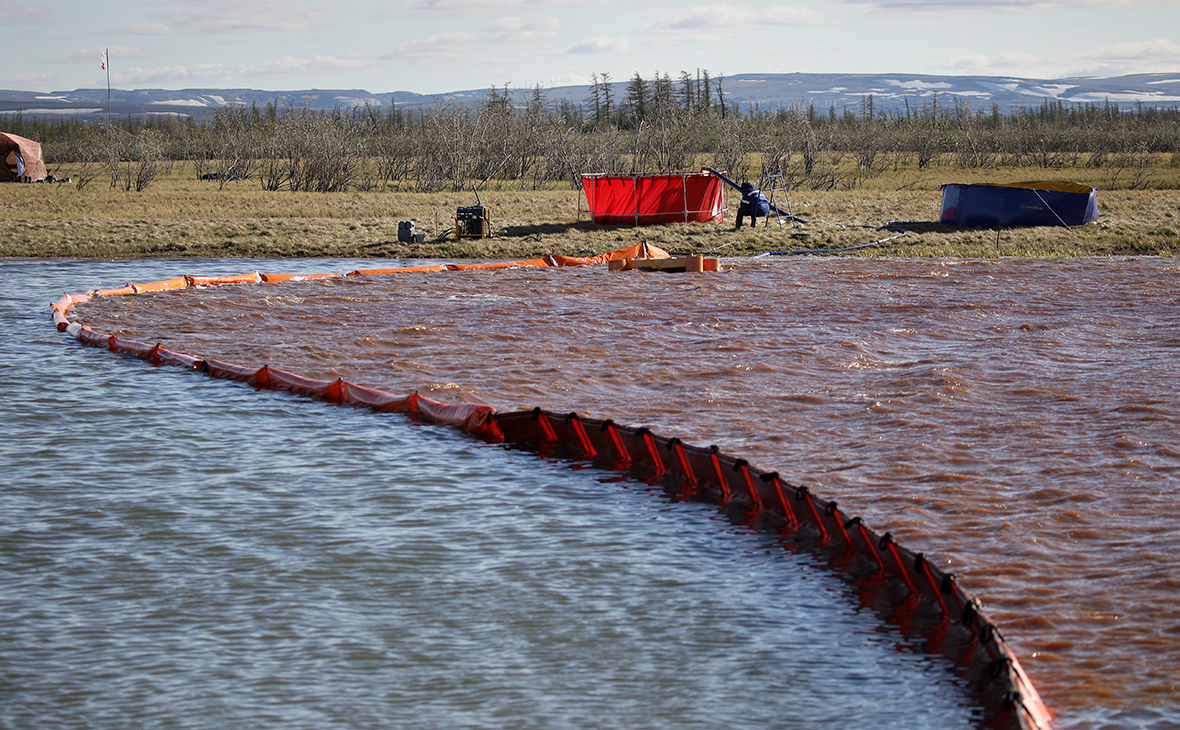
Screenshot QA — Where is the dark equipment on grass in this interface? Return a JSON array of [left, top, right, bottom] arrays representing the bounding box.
[[455, 187, 492, 239], [398, 221, 427, 244]]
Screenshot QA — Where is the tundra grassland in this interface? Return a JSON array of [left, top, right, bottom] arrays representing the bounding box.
[[2, 159, 1178, 260]]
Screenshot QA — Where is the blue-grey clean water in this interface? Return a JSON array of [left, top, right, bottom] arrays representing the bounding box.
[[2, 259, 983, 730]]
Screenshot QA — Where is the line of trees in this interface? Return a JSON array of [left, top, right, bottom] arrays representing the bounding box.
[[4, 69, 1179, 193]]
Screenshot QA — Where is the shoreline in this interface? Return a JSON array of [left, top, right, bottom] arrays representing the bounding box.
[[3, 176, 1177, 260]]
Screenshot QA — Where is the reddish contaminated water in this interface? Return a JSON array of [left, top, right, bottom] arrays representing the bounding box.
[[73, 256, 1180, 722]]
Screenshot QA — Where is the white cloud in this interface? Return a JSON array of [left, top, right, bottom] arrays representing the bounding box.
[[643, 4, 830, 39], [1086, 38, 1180, 66], [110, 63, 232, 86], [1, 72, 55, 92], [841, 0, 1172, 11], [382, 16, 565, 62], [121, 22, 177, 35], [932, 39, 1180, 77], [110, 53, 369, 86], [567, 36, 633, 54], [933, 52, 1040, 74], [151, 0, 327, 34], [400, 0, 585, 14], [251, 53, 368, 74], [51, 45, 148, 65], [380, 32, 478, 62], [1, 1, 51, 23], [482, 15, 563, 42]]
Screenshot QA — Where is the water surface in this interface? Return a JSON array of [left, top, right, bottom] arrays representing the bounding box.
[[4, 258, 988, 730]]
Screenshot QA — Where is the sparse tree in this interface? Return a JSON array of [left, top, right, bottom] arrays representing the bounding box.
[[678, 71, 694, 110], [624, 72, 649, 128]]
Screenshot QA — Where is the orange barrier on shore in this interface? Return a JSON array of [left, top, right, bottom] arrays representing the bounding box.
[[346, 242, 673, 277], [47, 246, 1052, 730]]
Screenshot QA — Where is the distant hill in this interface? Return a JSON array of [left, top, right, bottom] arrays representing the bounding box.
[[3, 72, 1180, 122]]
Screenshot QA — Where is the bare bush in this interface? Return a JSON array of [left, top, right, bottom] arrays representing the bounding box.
[[370, 130, 415, 189], [202, 105, 263, 187], [417, 104, 470, 192], [9, 70, 1180, 197], [253, 107, 363, 192], [641, 109, 697, 173], [709, 114, 757, 182], [51, 124, 109, 190], [100, 124, 169, 192]]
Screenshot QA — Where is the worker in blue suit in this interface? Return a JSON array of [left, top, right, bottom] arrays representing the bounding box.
[[735, 182, 770, 229]]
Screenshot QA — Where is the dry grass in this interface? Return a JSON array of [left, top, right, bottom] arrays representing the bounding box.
[[2, 164, 1178, 259]]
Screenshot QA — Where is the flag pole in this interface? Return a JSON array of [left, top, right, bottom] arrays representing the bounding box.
[[105, 47, 111, 123]]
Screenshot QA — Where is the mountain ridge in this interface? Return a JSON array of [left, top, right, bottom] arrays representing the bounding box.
[[4, 72, 1180, 122]]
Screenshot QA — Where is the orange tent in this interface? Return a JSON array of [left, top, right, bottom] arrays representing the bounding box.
[[1, 132, 47, 182]]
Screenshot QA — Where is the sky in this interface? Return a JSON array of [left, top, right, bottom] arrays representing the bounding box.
[[5, 0, 1180, 95]]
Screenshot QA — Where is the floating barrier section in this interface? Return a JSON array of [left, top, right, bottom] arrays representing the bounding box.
[[49, 246, 1052, 730]]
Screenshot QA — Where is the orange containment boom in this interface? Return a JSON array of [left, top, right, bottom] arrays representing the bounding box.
[[346, 242, 675, 277], [47, 244, 1051, 730], [608, 255, 721, 272]]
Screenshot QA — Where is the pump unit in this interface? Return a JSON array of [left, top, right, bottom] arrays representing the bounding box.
[[455, 205, 491, 239]]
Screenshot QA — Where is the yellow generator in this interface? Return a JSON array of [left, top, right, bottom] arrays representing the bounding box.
[[455, 205, 491, 239]]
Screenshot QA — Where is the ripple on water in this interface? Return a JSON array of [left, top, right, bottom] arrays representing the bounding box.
[[11, 256, 1180, 728]]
